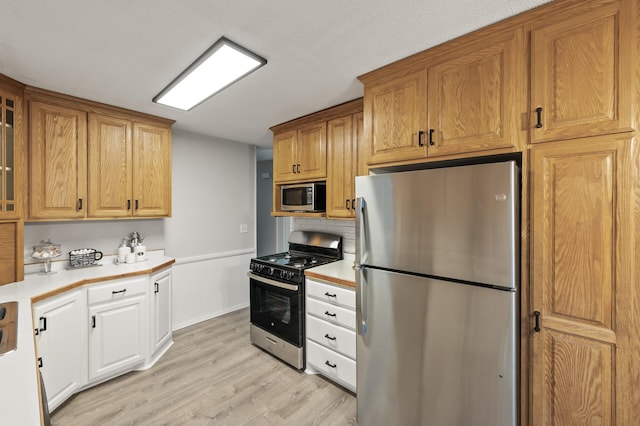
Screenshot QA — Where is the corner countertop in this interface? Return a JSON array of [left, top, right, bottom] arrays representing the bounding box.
[[305, 258, 356, 288], [0, 253, 174, 426]]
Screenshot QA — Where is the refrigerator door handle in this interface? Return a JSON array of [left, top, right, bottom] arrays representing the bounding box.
[[355, 197, 367, 266], [355, 196, 368, 335], [355, 264, 367, 336]]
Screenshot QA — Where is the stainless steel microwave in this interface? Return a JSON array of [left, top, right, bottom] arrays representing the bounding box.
[[281, 182, 326, 212]]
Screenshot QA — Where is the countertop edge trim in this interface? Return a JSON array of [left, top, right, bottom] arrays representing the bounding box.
[[30, 259, 175, 304], [305, 270, 355, 288]]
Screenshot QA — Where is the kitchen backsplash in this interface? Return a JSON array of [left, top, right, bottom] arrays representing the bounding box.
[[290, 217, 355, 254], [23, 220, 165, 267]]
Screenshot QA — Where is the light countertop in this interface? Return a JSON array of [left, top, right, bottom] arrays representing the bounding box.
[[0, 252, 174, 426], [305, 258, 356, 288]]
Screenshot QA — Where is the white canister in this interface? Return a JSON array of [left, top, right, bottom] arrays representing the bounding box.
[[117, 245, 130, 263], [134, 244, 147, 261]]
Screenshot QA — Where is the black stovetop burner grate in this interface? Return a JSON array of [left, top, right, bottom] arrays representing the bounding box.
[[255, 251, 334, 270]]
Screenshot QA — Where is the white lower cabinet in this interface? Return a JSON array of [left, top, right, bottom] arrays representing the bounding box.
[[88, 276, 148, 383], [150, 268, 172, 359], [306, 277, 356, 393], [32, 266, 173, 412], [33, 289, 87, 412]]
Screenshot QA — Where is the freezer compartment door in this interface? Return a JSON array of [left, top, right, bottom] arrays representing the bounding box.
[[355, 160, 519, 289], [356, 268, 517, 426]]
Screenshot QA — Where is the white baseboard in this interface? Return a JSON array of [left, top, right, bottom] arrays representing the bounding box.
[[172, 302, 249, 331]]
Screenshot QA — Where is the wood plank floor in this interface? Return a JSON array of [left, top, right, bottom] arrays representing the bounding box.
[[51, 308, 357, 425]]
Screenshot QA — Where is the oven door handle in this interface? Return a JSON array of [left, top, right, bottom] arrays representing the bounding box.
[[247, 272, 299, 292]]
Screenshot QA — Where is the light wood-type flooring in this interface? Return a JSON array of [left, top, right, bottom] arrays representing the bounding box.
[[51, 308, 357, 425]]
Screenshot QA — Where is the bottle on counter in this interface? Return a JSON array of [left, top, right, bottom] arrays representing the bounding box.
[[117, 239, 130, 263], [134, 242, 147, 262]]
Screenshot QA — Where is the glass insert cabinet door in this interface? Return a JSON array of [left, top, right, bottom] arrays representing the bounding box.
[[0, 93, 17, 216]]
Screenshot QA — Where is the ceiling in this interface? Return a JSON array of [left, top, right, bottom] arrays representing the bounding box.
[[1, 0, 550, 149]]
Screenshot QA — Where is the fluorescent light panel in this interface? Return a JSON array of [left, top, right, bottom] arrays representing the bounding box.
[[153, 37, 266, 110]]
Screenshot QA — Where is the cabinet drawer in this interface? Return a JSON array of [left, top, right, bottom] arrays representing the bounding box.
[[306, 297, 356, 331], [87, 277, 147, 305], [306, 278, 355, 310], [307, 340, 356, 393], [307, 315, 356, 359]]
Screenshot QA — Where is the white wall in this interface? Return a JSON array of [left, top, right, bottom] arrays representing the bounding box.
[[165, 130, 255, 329], [24, 129, 256, 330]]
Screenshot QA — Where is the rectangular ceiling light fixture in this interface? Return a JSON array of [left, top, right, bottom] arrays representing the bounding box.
[[153, 36, 267, 111]]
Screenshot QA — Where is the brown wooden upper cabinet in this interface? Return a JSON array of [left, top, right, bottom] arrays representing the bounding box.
[[361, 26, 523, 166], [530, 1, 634, 143], [362, 69, 427, 165], [27, 90, 172, 221], [273, 122, 327, 182], [326, 111, 362, 219], [427, 27, 524, 157], [0, 78, 24, 220], [131, 122, 172, 217], [87, 113, 131, 218], [87, 115, 171, 218], [29, 98, 88, 220]]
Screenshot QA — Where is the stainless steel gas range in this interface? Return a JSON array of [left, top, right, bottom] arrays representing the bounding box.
[[248, 231, 342, 369]]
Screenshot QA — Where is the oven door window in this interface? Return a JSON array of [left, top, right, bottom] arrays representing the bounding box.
[[250, 278, 302, 347]]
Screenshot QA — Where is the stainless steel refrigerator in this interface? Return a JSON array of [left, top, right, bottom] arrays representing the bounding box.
[[355, 159, 519, 426]]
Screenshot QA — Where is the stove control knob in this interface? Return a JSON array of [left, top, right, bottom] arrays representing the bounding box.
[[268, 267, 274, 275]]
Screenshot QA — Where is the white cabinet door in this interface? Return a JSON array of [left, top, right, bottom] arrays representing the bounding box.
[[150, 268, 172, 356], [88, 278, 147, 383], [33, 289, 87, 412]]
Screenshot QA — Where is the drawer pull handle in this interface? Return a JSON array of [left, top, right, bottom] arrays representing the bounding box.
[[112, 289, 127, 295], [324, 311, 337, 317], [39, 316, 47, 332], [91, 315, 96, 329], [324, 334, 336, 341], [324, 292, 337, 298], [534, 311, 541, 332], [325, 360, 337, 368]]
